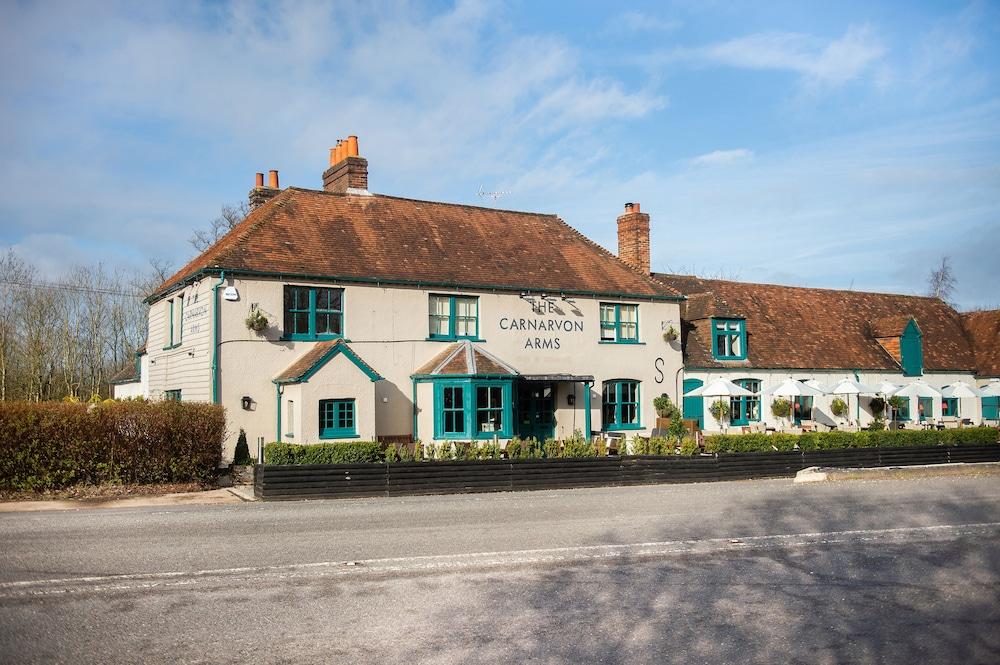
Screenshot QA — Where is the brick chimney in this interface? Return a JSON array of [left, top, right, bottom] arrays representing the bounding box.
[[323, 135, 368, 194], [249, 170, 280, 210], [617, 202, 650, 274]]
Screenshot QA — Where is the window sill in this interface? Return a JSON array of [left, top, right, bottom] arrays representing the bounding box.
[[598, 341, 644, 345], [280, 334, 347, 342], [711, 356, 747, 361], [604, 424, 643, 431], [161, 343, 182, 351], [319, 433, 360, 440], [426, 337, 486, 343]]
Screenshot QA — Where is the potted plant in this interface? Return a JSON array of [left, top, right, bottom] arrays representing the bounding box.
[[662, 325, 678, 343], [868, 397, 887, 430], [245, 308, 269, 333], [709, 399, 730, 431], [653, 395, 682, 430], [771, 398, 792, 430]]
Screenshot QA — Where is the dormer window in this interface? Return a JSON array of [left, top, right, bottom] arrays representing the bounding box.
[[711, 318, 746, 360]]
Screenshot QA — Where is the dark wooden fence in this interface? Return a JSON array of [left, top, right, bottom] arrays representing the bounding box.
[[254, 444, 1000, 500]]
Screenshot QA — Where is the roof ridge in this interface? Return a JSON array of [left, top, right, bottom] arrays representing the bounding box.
[[286, 186, 562, 218], [549, 215, 683, 298], [654, 272, 952, 303]]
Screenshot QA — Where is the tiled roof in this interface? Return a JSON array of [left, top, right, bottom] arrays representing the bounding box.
[[109, 344, 146, 385], [654, 274, 977, 372], [109, 364, 139, 385], [413, 341, 518, 377], [274, 339, 382, 383], [961, 310, 1000, 378], [871, 315, 914, 338], [152, 189, 678, 301]]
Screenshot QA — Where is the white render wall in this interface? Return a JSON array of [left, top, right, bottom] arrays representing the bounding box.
[[684, 368, 983, 432], [165, 275, 686, 460]]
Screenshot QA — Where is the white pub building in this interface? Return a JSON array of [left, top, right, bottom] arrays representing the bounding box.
[[125, 138, 685, 459]]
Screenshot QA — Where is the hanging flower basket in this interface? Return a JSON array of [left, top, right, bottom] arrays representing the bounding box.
[[245, 309, 269, 333], [663, 325, 678, 343]]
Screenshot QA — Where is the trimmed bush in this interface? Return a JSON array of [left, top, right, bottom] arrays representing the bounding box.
[[703, 427, 999, 455], [264, 441, 383, 465], [0, 400, 225, 491], [233, 429, 252, 465]]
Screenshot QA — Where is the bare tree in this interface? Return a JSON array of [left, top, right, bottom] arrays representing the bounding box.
[[0, 251, 34, 400], [189, 202, 248, 252], [927, 256, 957, 305]]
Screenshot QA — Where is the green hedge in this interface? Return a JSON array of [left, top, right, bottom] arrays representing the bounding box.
[[264, 441, 383, 465], [0, 400, 225, 491], [261, 427, 1000, 466], [704, 427, 1000, 454]]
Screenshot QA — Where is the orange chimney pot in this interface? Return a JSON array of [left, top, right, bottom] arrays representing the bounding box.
[[347, 135, 359, 157], [268, 170, 279, 189], [255, 172, 264, 188]]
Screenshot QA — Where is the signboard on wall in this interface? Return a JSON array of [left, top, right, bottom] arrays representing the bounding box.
[[498, 296, 585, 350]]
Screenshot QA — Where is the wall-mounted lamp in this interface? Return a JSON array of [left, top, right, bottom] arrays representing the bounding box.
[[566, 394, 576, 406], [241, 396, 253, 411]]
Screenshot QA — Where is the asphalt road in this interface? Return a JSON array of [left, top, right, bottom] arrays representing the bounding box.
[[1, 476, 999, 664]]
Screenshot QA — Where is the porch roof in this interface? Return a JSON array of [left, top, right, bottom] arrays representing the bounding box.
[[412, 341, 518, 377]]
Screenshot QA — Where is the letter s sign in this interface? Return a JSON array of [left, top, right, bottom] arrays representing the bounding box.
[[654, 357, 664, 384]]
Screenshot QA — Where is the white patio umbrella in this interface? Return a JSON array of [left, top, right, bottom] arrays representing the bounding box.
[[875, 380, 899, 395], [764, 379, 826, 429], [941, 381, 982, 398], [684, 379, 755, 431], [684, 379, 756, 397], [892, 381, 942, 399], [892, 381, 942, 423], [803, 379, 828, 392], [941, 381, 982, 419], [830, 378, 878, 425], [764, 379, 827, 397], [981, 382, 1000, 397]]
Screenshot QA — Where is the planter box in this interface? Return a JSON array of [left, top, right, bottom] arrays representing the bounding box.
[[254, 444, 1000, 500]]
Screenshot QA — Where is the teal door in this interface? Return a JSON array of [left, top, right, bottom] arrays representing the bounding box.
[[517, 381, 555, 440], [682, 378, 704, 429]]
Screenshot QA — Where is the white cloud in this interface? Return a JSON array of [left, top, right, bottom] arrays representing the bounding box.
[[690, 148, 754, 166], [618, 11, 682, 33], [0, 0, 666, 274], [640, 23, 887, 90]]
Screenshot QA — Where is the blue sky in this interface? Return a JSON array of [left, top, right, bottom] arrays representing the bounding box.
[[2, 0, 998, 308]]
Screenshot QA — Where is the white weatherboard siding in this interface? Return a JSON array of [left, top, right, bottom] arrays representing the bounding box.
[[208, 276, 682, 460], [146, 279, 214, 403], [685, 369, 982, 432]]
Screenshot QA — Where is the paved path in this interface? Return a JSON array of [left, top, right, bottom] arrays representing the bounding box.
[[1, 476, 999, 663]]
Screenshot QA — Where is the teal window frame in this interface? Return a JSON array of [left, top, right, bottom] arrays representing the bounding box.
[[918, 396, 934, 421], [319, 398, 358, 439], [283, 285, 344, 341], [894, 396, 911, 421], [164, 389, 182, 402], [711, 318, 746, 360], [599, 303, 639, 344], [162, 296, 183, 349], [432, 378, 513, 439], [941, 397, 958, 418], [428, 294, 480, 341], [730, 378, 761, 426], [602, 379, 641, 430]]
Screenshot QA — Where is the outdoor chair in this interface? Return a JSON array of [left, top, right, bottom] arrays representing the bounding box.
[[799, 420, 817, 433], [941, 417, 959, 429]]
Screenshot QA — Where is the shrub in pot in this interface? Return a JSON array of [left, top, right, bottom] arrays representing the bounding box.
[[830, 397, 848, 418]]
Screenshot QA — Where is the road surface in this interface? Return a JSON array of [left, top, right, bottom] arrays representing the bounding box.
[[1, 476, 999, 663]]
